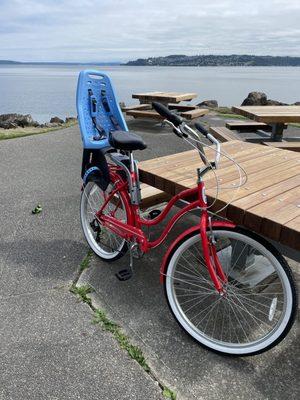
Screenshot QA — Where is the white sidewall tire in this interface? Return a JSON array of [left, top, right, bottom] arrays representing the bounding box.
[[165, 228, 296, 356], [80, 181, 127, 261]]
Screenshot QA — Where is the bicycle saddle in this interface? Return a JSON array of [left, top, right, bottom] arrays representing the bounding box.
[[109, 130, 147, 151]]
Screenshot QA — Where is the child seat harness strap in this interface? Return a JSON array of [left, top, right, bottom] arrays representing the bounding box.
[[88, 89, 120, 139], [88, 89, 106, 139]]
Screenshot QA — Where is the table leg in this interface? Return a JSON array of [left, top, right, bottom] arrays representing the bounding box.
[[270, 123, 285, 142]]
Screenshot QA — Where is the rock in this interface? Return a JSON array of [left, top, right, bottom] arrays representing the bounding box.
[[119, 102, 126, 110], [40, 122, 56, 128], [196, 100, 218, 108], [293, 102, 300, 105], [266, 99, 288, 106], [241, 92, 268, 106], [50, 116, 64, 124], [1, 121, 18, 129], [0, 113, 39, 129], [65, 117, 77, 123]]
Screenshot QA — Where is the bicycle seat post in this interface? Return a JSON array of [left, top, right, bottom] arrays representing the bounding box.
[[128, 151, 141, 206]]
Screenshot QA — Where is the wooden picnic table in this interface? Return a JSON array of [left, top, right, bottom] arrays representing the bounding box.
[[132, 91, 197, 104], [232, 105, 300, 142], [139, 141, 300, 252], [127, 91, 208, 121]]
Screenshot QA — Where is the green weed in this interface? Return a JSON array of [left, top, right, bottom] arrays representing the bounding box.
[[93, 309, 150, 372]]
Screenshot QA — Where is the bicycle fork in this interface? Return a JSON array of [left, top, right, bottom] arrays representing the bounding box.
[[197, 170, 227, 294]]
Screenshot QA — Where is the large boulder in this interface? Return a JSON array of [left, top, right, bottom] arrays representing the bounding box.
[[50, 116, 64, 124], [0, 113, 39, 129], [197, 100, 218, 108], [65, 116, 77, 123], [241, 92, 267, 106]]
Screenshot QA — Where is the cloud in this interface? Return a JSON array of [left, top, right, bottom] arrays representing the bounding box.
[[0, 0, 299, 61]]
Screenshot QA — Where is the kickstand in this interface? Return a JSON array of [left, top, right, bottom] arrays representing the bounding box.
[[115, 243, 134, 281]]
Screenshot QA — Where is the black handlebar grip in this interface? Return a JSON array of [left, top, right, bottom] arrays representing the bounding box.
[[195, 122, 209, 137], [152, 102, 183, 127]]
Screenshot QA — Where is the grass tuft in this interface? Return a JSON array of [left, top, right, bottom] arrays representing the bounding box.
[[70, 284, 93, 306], [0, 121, 77, 141], [70, 251, 177, 399], [79, 250, 93, 272], [163, 387, 177, 399], [211, 107, 246, 120], [290, 123, 300, 129], [93, 309, 150, 372]]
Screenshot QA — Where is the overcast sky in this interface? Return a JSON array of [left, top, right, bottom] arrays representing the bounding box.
[[1, 0, 299, 62]]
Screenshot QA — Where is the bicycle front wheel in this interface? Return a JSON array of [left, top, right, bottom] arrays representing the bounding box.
[[164, 227, 297, 356]]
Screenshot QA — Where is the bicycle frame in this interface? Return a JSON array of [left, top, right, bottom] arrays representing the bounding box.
[[97, 163, 234, 293]]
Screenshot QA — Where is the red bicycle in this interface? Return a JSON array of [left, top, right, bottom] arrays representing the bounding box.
[[80, 102, 297, 356]]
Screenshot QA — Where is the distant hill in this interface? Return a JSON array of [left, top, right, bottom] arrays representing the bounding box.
[[125, 54, 300, 67], [0, 60, 120, 65], [0, 60, 21, 64]]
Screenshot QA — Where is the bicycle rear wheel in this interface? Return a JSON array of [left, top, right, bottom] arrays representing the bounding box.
[[164, 227, 297, 356], [80, 180, 128, 261]]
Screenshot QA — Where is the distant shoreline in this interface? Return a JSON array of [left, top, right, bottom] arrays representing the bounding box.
[[0, 60, 121, 66], [125, 54, 300, 67], [1, 62, 300, 68], [2, 53, 300, 67]]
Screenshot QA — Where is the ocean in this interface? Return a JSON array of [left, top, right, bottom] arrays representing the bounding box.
[[0, 64, 299, 123]]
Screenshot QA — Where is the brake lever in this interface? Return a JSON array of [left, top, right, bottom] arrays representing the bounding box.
[[165, 120, 187, 138]]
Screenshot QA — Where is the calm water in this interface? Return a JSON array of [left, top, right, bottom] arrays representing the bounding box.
[[0, 65, 299, 122]]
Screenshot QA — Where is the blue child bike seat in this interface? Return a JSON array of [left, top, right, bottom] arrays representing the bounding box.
[[76, 70, 128, 149]]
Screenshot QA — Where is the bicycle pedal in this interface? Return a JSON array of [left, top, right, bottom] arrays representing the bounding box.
[[148, 209, 161, 220], [115, 269, 132, 281]]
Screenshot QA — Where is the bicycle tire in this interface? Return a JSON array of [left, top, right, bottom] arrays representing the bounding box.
[[164, 226, 297, 356], [80, 177, 129, 261]]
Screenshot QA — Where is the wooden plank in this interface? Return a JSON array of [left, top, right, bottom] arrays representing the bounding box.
[[139, 142, 260, 185], [263, 142, 300, 152], [140, 183, 171, 209], [243, 187, 300, 242], [143, 152, 300, 217], [206, 149, 299, 187], [226, 121, 272, 132], [232, 106, 300, 123], [121, 104, 151, 112], [139, 143, 279, 189], [179, 153, 300, 198], [168, 104, 198, 111], [126, 110, 163, 120], [180, 108, 209, 120], [280, 216, 300, 250], [132, 92, 197, 103], [209, 126, 240, 142], [227, 174, 300, 225]]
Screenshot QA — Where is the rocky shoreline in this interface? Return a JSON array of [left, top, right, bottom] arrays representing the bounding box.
[[195, 92, 300, 110], [0, 92, 299, 131], [0, 114, 77, 130]]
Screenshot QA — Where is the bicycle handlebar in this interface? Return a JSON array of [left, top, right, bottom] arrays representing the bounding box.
[[152, 102, 183, 127], [152, 102, 220, 168], [194, 122, 209, 138]]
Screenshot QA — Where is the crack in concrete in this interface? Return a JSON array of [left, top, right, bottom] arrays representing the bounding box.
[[70, 251, 177, 400]]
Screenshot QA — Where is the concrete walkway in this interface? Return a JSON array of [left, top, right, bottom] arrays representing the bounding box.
[[0, 122, 299, 400], [0, 128, 163, 399]]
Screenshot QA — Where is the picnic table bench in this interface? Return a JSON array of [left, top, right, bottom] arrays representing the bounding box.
[[138, 141, 300, 253], [263, 142, 300, 152], [209, 126, 240, 142], [226, 121, 274, 132], [232, 106, 300, 141], [126, 110, 164, 120]]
